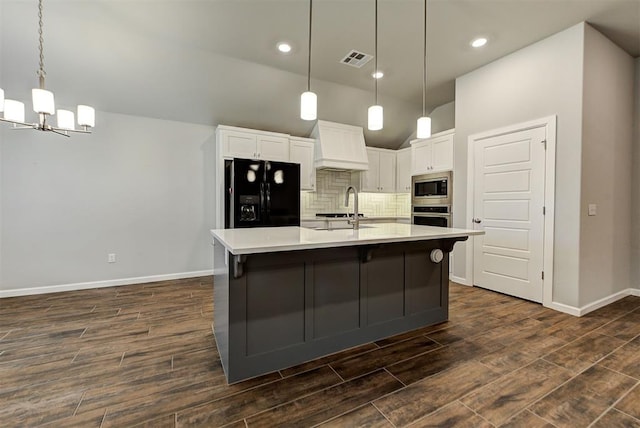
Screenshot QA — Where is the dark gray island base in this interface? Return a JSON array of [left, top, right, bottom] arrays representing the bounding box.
[[212, 235, 467, 384]]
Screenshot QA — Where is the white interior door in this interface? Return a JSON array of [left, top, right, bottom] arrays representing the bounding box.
[[473, 126, 546, 302]]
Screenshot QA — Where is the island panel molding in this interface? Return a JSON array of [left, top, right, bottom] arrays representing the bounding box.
[[211, 223, 480, 383]]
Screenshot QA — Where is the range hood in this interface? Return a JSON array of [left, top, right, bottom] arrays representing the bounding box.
[[310, 120, 369, 171]]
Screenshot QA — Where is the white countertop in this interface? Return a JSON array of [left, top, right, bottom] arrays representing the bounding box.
[[211, 223, 483, 255]]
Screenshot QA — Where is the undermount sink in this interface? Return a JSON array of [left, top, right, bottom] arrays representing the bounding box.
[[313, 225, 374, 231]]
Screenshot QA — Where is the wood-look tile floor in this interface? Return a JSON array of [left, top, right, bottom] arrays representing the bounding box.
[[2, 277, 640, 427]]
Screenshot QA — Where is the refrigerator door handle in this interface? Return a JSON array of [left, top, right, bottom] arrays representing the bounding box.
[[266, 182, 271, 217], [259, 182, 265, 218]]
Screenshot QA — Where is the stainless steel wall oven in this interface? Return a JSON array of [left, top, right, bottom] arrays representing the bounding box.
[[412, 205, 451, 227]]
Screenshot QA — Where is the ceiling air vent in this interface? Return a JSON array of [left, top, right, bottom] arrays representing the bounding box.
[[339, 50, 373, 68]]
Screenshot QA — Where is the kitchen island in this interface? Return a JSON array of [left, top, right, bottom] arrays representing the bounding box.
[[211, 223, 482, 383]]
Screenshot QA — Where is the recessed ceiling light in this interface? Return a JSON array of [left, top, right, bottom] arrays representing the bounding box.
[[277, 42, 292, 53], [372, 71, 384, 79], [471, 37, 488, 48]]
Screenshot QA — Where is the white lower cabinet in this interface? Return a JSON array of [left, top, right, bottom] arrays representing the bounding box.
[[289, 137, 316, 191]]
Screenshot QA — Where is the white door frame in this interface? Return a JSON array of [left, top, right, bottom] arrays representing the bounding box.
[[465, 116, 556, 308]]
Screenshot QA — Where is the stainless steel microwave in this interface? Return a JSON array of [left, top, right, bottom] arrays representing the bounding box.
[[411, 171, 452, 206]]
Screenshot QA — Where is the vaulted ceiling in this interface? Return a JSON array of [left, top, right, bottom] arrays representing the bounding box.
[[1, 0, 639, 148]]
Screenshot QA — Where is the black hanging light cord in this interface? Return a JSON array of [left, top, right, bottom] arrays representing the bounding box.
[[374, 0, 378, 105], [307, 0, 313, 92], [422, 0, 427, 117]]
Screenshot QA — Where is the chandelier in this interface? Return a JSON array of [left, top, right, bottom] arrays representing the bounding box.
[[0, 0, 95, 137]]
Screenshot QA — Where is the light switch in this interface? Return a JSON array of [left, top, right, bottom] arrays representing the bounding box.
[[588, 204, 597, 216]]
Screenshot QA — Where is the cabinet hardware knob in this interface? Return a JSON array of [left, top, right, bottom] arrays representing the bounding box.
[[472, 218, 482, 224]]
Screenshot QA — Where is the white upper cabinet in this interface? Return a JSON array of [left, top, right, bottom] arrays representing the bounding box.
[[220, 129, 256, 159], [411, 129, 454, 175], [289, 137, 316, 191], [431, 133, 454, 171], [257, 134, 290, 161], [218, 125, 289, 161], [360, 149, 379, 192], [378, 150, 396, 192], [395, 147, 412, 192], [357, 147, 396, 193]]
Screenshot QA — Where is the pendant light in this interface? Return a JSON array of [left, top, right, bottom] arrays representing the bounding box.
[[368, 0, 383, 131], [416, 0, 431, 138], [0, 0, 95, 136], [300, 0, 317, 121]]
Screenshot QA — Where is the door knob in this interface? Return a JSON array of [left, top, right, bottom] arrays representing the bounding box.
[[472, 218, 482, 224]]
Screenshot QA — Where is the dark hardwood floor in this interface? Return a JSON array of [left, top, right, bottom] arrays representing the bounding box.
[[1, 277, 640, 427]]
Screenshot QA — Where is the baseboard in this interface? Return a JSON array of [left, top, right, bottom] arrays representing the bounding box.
[[578, 288, 638, 316], [546, 301, 581, 317], [0, 270, 214, 298], [547, 288, 639, 317], [450, 275, 471, 286]]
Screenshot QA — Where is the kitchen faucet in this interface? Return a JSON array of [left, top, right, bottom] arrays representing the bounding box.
[[344, 186, 360, 230]]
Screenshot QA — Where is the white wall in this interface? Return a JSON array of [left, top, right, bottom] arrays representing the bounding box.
[[398, 101, 456, 149], [454, 23, 585, 307], [1, 112, 215, 293], [430, 102, 455, 135], [0, 1, 4, 288], [579, 25, 635, 306], [632, 58, 640, 291]]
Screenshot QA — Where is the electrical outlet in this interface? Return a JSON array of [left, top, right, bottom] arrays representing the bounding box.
[[108, 253, 116, 263], [588, 204, 597, 216]]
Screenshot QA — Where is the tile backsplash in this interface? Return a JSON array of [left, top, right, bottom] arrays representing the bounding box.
[[301, 170, 410, 218]]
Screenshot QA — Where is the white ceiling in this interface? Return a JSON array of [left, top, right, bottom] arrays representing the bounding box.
[[1, 0, 639, 149]]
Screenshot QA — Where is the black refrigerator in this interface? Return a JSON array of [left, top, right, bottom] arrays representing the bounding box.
[[224, 158, 300, 228]]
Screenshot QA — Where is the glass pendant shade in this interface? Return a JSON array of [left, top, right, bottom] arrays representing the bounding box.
[[57, 109, 75, 130], [417, 116, 432, 138], [77, 105, 95, 127], [4, 100, 25, 122], [32, 88, 55, 115], [368, 105, 383, 131], [300, 91, 317, 121], [0, 88, 4, 112]]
